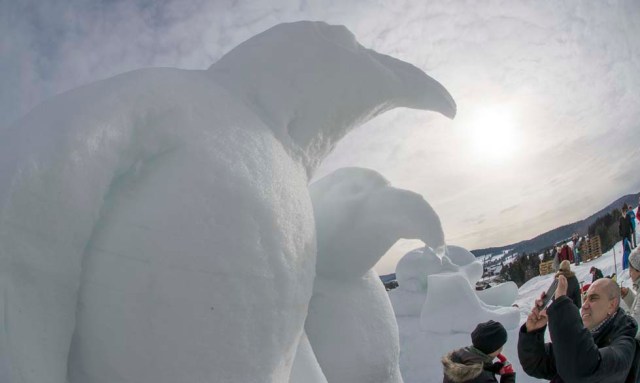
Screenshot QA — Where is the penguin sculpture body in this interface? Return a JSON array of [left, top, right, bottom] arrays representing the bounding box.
[[0, 21, 455, 383], [304, 167, 446, 382]]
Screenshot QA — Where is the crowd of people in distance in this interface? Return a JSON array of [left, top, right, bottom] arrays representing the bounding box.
[[621, 202, 638, 271], [441, 199, 640, 382], [551, 233, 585, 271]]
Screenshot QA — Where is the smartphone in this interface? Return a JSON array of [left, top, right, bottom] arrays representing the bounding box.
[[537, 278, 559, 310]]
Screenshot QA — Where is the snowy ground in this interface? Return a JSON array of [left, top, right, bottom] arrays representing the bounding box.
[[398, 237, 631, 383], [510, 239, 630, 382], [516, 240, 630, 311]]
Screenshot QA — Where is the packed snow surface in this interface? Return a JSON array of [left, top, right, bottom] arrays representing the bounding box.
[[398, 238, 633, 383], [390, 245, 520, 382], [0, 21, 455, 383]]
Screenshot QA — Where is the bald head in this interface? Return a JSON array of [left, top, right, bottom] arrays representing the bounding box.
[[581, 278, 621, 330], [592, 278, 621, 305]]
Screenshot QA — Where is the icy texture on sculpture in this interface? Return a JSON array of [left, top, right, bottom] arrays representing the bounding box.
[[0, 21, 455, 382]]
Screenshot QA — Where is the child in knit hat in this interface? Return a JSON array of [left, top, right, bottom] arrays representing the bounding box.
[[442, 320, 515, 382], [621, 248, 640, 339]]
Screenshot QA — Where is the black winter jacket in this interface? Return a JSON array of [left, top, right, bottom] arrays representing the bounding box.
[[442, 347, 515, 383], [620, 215, 633, 238], [554, 271, 582, 308], [591, 268, 604, 283], [518, 296, 638, 383]]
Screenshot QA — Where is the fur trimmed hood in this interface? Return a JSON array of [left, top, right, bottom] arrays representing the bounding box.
[[441, 350, 485, 382]]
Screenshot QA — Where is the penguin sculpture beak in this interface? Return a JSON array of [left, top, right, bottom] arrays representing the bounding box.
[[369, 50, 457, 119]]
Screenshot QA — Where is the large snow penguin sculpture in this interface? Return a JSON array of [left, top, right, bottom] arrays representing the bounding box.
[[303, 167, 446, 383], [0, 22, 455, 383]]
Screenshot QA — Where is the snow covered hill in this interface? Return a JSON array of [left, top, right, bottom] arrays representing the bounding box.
[[472, 192, 640, 257]]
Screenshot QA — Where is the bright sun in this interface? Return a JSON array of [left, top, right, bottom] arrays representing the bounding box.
[[469, 105, 519, 160]]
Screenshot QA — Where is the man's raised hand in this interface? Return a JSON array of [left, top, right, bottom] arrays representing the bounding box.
[[526, 293, 548, 332], [554, 275, 568, 299]]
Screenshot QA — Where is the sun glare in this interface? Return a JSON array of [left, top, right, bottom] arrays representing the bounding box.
[[469, 105, 519, 160]]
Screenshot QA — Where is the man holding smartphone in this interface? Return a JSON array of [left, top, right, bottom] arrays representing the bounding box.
[[517, 275, 639, 382]]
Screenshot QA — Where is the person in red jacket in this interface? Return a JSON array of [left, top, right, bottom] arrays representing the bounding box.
[[558, 243, 574, 263]]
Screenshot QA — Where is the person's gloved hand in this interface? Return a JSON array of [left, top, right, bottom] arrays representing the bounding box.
[[496, 354, 514, 375], [487, 361, 504, 374]]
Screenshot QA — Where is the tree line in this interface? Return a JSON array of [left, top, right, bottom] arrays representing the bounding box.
[[587, 208, 623, 253], [499, 251, 550, 287]]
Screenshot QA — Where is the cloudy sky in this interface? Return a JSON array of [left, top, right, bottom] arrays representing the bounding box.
[[2, 0, 640, 274]]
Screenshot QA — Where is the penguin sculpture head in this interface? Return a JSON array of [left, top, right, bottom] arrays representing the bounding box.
[[310, 167, 446, 279], [210, 21, 456, 177]]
